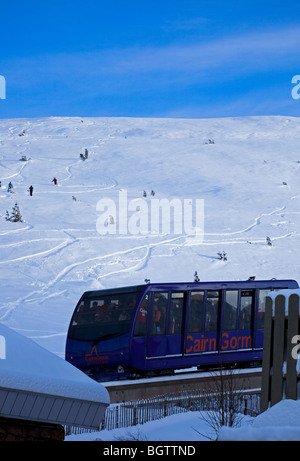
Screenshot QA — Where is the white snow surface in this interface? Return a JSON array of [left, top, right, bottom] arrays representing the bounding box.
[[1, 115, 300, 440], [218, 400, 300, 441]]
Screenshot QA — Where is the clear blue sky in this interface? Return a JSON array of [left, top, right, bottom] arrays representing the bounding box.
[[1, 0, 300, 119]]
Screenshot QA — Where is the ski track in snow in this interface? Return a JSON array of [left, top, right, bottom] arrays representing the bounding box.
[[0, 202, 295, 322], [0, 116, 300, 355]]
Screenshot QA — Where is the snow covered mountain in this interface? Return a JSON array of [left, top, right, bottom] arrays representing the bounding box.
[[0, 115, 299, 359]]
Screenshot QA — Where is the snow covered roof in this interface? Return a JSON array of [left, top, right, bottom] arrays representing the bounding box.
[[0, 323, 110, 429]]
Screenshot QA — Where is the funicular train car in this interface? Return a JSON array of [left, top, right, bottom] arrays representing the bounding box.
[[65, 279, 299, 381]]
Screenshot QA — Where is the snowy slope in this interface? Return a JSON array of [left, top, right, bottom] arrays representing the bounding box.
[[0, 115, 299, 359]]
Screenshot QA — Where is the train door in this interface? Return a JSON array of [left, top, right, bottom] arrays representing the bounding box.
[[147, 291, 186, 358], [131, 292, 150, 369], [167, 292, 186, 356], [204, 290, 220, 352], [147, 292, 169, 358], [221, 289, 254, 353]]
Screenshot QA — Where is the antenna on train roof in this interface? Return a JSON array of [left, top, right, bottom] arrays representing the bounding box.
[[248, 276, 256, 280], [144, 278, 150, 284]]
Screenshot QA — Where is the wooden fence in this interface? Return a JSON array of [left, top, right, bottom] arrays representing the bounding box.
[[260, 290, 300, 413]]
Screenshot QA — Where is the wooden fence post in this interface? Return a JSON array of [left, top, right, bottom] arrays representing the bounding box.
[[260, 296, 273, 413], [261, 290, 300, 413], [286, 294, 299, 400], [271, 295, 285, 406]]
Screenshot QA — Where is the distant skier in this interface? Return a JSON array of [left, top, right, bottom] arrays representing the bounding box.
[[52, 177, 57, 185], [7, 182, 13, 192], [29, 185, 33, 196]]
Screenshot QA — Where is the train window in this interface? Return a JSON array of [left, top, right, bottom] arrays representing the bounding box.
[[151, 292, 168, 335], [89, 295, 136, 324], [133, 293, 149, 337], [189, 291, 204, 333], [239, 290, 253, 330], [169, 292, 185, 335], [224, 290, 238, 330], [69, 292, 139, 341], [205, 291, 219, 332], [71, 301, 84, 321], [257, 289, 269, 329], [257, 287, 288, 329]]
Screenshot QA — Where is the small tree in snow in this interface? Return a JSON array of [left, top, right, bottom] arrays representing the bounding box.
[[217, 251, 227, 261], [194, 367, 245, 440], [5, 203, 23, 222], [80, 148, 89, 160], [266, 236, 272, 246]]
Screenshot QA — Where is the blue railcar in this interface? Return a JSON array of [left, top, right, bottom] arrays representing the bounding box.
[[65, 279, 298, 381]]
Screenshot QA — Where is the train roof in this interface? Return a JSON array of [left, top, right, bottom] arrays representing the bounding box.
[[81, 279, 298, 298], [82, 284, 146, 298]]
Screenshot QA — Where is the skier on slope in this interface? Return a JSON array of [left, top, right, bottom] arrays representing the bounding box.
[[52, 177, 57, 185]]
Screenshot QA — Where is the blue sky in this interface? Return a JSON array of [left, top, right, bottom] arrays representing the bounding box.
[[1, 0, 300, 119]]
